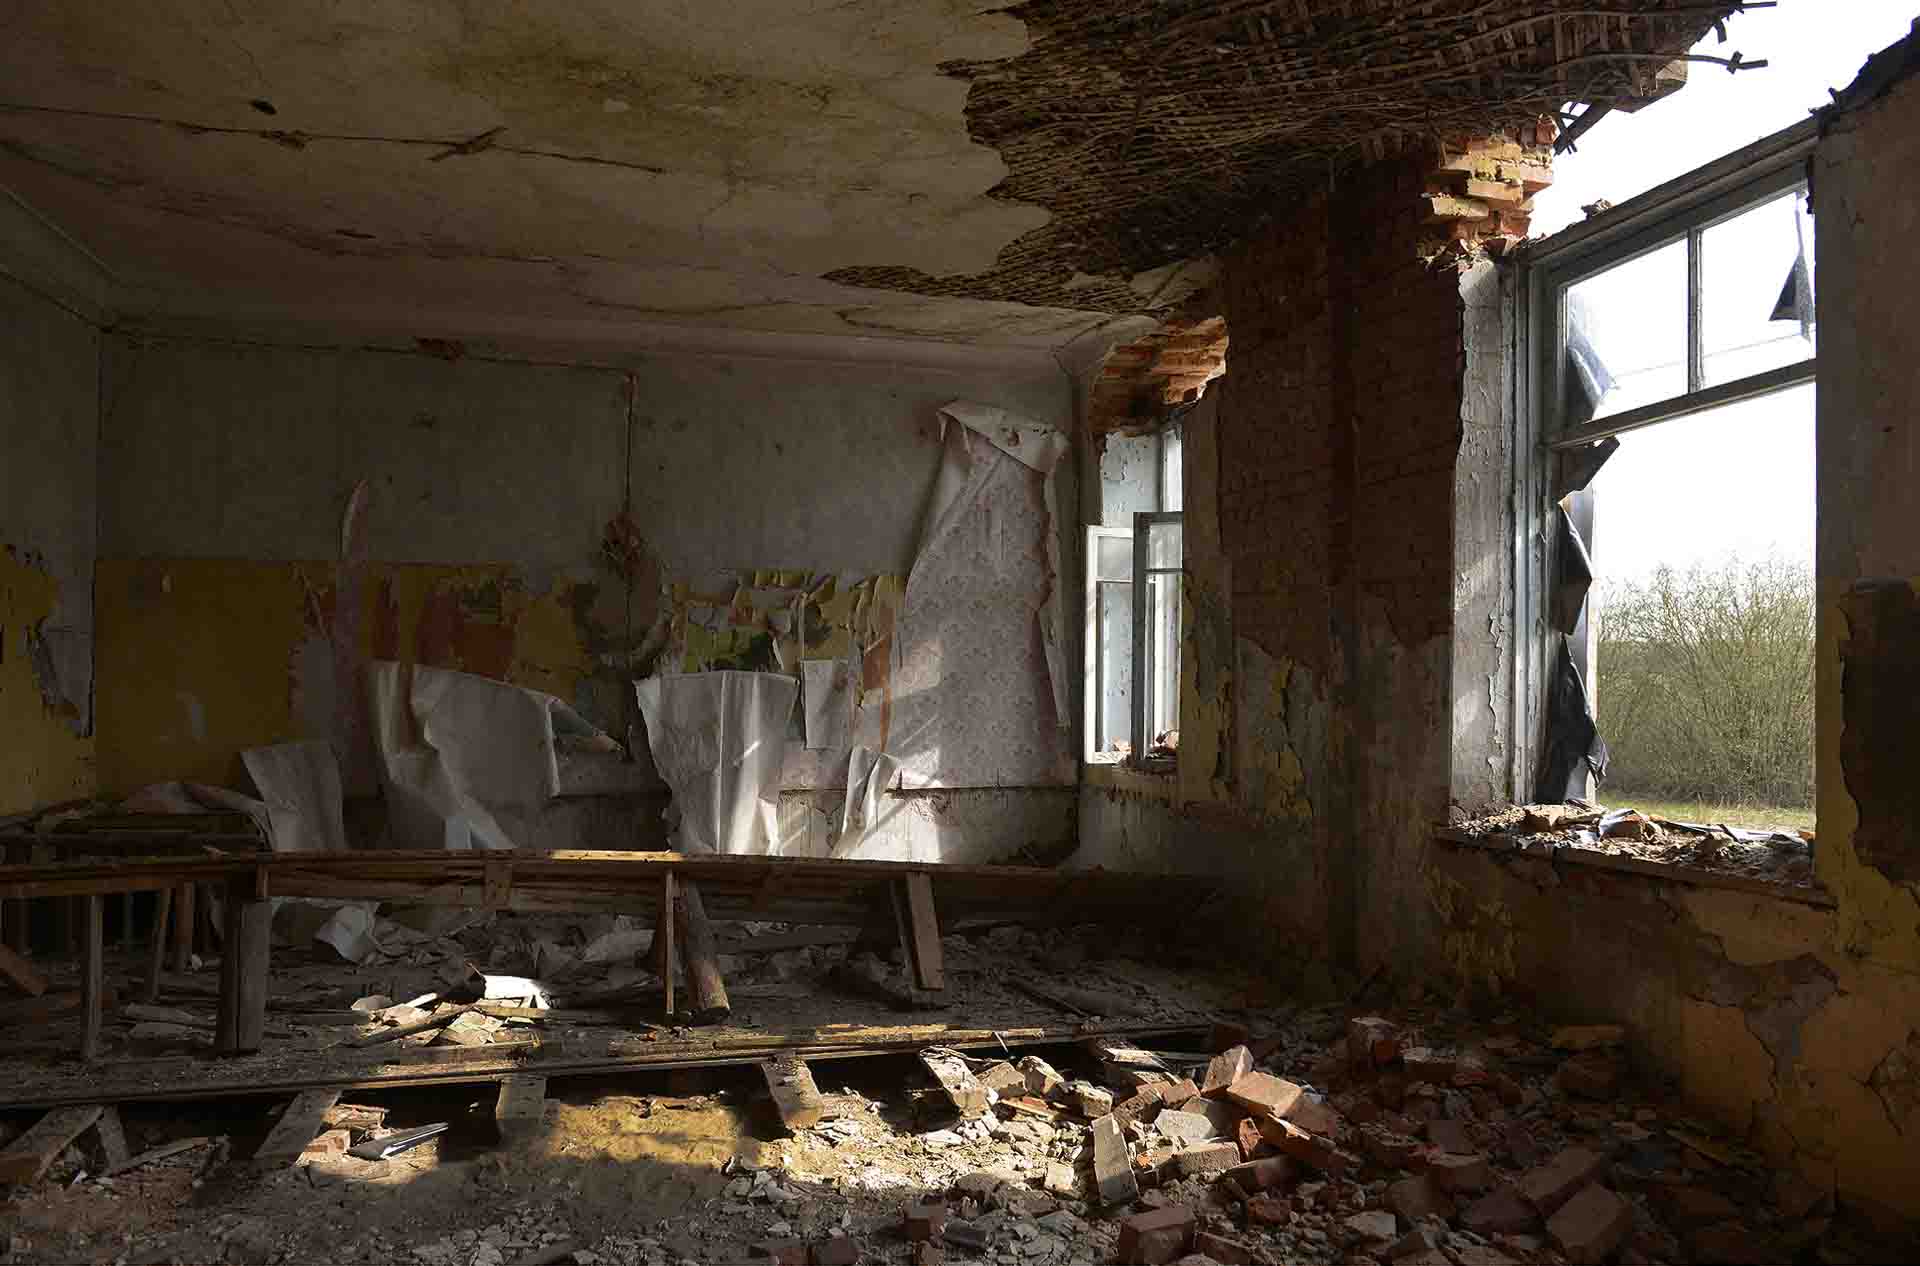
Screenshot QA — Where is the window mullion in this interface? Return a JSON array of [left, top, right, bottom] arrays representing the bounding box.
[[1686, 228, 1705, 394]]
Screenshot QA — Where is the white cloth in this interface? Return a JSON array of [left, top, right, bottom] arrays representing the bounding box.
[[241, 740, 347, 852], [369, 661, 606, 850], [635, 670, 799, 854]]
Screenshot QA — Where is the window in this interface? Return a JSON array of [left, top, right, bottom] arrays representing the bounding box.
[[1133, 512, 1183, 768], [1523, 119, 1818, 828], [1084, 422, 1185, 766]]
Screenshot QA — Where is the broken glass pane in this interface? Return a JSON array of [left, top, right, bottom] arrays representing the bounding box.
[[1564, 238, 1688, 421], [1702, 189, 1816, 387]]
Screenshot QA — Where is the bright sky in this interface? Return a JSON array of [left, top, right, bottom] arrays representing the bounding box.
[[1534, 2, 1915, 585]]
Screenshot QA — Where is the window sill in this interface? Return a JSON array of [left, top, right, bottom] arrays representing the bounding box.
[[1433, 826, 1834, 909], [1084, 761, 1178, 797]]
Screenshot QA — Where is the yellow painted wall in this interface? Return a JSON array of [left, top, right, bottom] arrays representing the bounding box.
[[93, 559, 602, 795], [0, 551, 94, 814]]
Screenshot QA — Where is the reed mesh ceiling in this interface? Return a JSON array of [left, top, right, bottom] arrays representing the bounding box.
[[828, 0, 1743, 313]]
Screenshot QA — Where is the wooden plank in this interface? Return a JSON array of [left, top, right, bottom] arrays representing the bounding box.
[[901, 873, 944, 991], [171, 883, 194, 972], [678, 881, 729, 1024], [921, 1050, 988, 1116], [0, 1105, 103, 1184], [716, 927, 860, 953], [252, 1089, 341, 1169], [216, 883, 271, 1055], [0, 941, 47, 997], [105, 1136, 210, 1177], [79, 894, 104, 1061], [143, 885, 172, 1004], [92, 1105, 130, 1171], [494, 1074, 547, 1142], [349, 1004, 474, 1048], [0, 986, 115, 1024], [661, 871, 677, 1022], [761, 1056, 826, 1131]]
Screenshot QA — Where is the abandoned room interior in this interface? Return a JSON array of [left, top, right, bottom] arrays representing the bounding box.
[[1, 1, 1917, 1263]]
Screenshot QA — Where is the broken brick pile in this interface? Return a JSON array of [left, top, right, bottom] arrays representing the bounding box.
[[1422, 121, 1557, 256]]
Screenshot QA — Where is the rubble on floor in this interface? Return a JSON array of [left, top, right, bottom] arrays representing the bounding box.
[[4, 990, 1913, 1265], [1448, 802, 1818, 891]]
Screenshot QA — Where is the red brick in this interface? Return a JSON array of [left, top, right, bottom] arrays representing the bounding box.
[[1193, 1230, 1253, 1264], [1518, 1147, 1608, 1215], [1224, 1072, 1305, 1118], [1115, 1205, 1195, 1265], [1245, 1194, 1291, 1225], [1429, 1152, 1491, 1194], [1348, 1016, 1399, 1069], [751, 1241, 808, 1266], [902, 1202, 945, 1242], [1202, 1046, 1253, 1099], [1547, 1185, 1632, 1265], [1460, 1184, 1540, 1235]]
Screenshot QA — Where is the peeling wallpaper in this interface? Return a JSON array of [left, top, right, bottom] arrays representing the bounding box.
[[0, 551, 95, 813]]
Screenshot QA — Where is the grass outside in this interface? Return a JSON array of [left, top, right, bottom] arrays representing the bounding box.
[[1601, 791, 1816, 834]]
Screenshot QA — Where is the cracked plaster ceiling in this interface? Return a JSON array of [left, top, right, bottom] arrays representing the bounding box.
[[0, 1, 1728, 350]]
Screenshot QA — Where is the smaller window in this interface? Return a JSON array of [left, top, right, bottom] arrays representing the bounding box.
[[1084, 525, 1135, 763], [1132, 512, 1183, 769]]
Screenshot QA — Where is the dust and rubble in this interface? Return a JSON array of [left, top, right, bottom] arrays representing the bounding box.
[[1446, 802, 1820, 894], [4, 978, 1914, 1265]]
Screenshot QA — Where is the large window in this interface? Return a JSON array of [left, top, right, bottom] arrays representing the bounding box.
[[1524, 120, 1817, 828]]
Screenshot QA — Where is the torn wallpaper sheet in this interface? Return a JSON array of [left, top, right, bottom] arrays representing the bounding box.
[[635, 671, 798, 854], [834, 745, 900, 856], [370, 661, 612, 850], [242, 740, 347, 852], [801, 659, 846, 751], [889, 401, 1074, 790]]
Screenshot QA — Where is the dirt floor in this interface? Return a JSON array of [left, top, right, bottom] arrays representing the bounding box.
[[3, 989, 1917, 1266]]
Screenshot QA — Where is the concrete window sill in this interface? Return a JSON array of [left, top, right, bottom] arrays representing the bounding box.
[[1433, 827, 1835, 909]]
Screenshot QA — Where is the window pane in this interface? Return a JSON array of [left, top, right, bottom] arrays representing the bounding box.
[[1702, 190, 1816, 386], [1146, 520, 1183, 569], [1564, 239, 1688, 422], [1096, 582, 1133, 755], [1146, 571, 1181, 741], [1587, 382, 1815, 832], [1095, 535, 1132, 581]]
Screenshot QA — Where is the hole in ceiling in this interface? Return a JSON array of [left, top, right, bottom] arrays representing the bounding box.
[[249, 99, 278, 116]]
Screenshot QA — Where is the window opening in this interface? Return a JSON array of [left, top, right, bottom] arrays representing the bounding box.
[[1132, 512, 1183, 770]]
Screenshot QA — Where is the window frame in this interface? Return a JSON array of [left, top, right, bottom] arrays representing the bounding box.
[[1515, 116, 1820, 796], [1132, 510, 1183, 762], [1083, 524, 1134, 764]]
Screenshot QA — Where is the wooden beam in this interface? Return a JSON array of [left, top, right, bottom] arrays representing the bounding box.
[[761, 1057, 825, 1131], [677, 881, 730, 1024], [92, 1105, 130, 1171], [660, 870, 677, 1022], [0, 941, 47, 997], [79, 894, 104, 1061], [494, 1074, 547, 1142], [143, 886, 172, 1005], [216, 880, 271, 1055], [900, 874, 944, 991], [349, 1004, 474, 1048], [0, 1105, 103, 1184], [252, 1089, 341, 1169]]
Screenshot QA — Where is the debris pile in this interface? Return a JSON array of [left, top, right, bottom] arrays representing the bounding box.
[[1448, 802, 1818, 890]]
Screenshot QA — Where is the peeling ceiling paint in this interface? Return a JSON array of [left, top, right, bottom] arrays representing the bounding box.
[[0, 1, 1723, 347]]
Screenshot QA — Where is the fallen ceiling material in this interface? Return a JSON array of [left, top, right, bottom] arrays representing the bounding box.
[[832, 0, 1746, 313]]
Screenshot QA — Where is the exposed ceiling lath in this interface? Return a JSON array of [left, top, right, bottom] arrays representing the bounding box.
[[829, 0, 1746, 314]]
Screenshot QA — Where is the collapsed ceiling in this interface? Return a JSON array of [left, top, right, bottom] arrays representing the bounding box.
[[0, 1, 1735, 348]]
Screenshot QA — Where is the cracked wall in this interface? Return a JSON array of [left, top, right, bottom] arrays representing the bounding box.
[[91, 329, 1074, 858], [0, 271, 98, 816]]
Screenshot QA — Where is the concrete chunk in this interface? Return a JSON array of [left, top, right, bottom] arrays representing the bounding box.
[[1091, 1114, 1138, 1205], [1519, 1147, 1608, 1215]]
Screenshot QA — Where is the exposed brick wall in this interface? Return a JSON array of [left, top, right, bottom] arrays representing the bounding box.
[[1086, 317, 1229, 437], [1218, 150, 1482, 670]]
